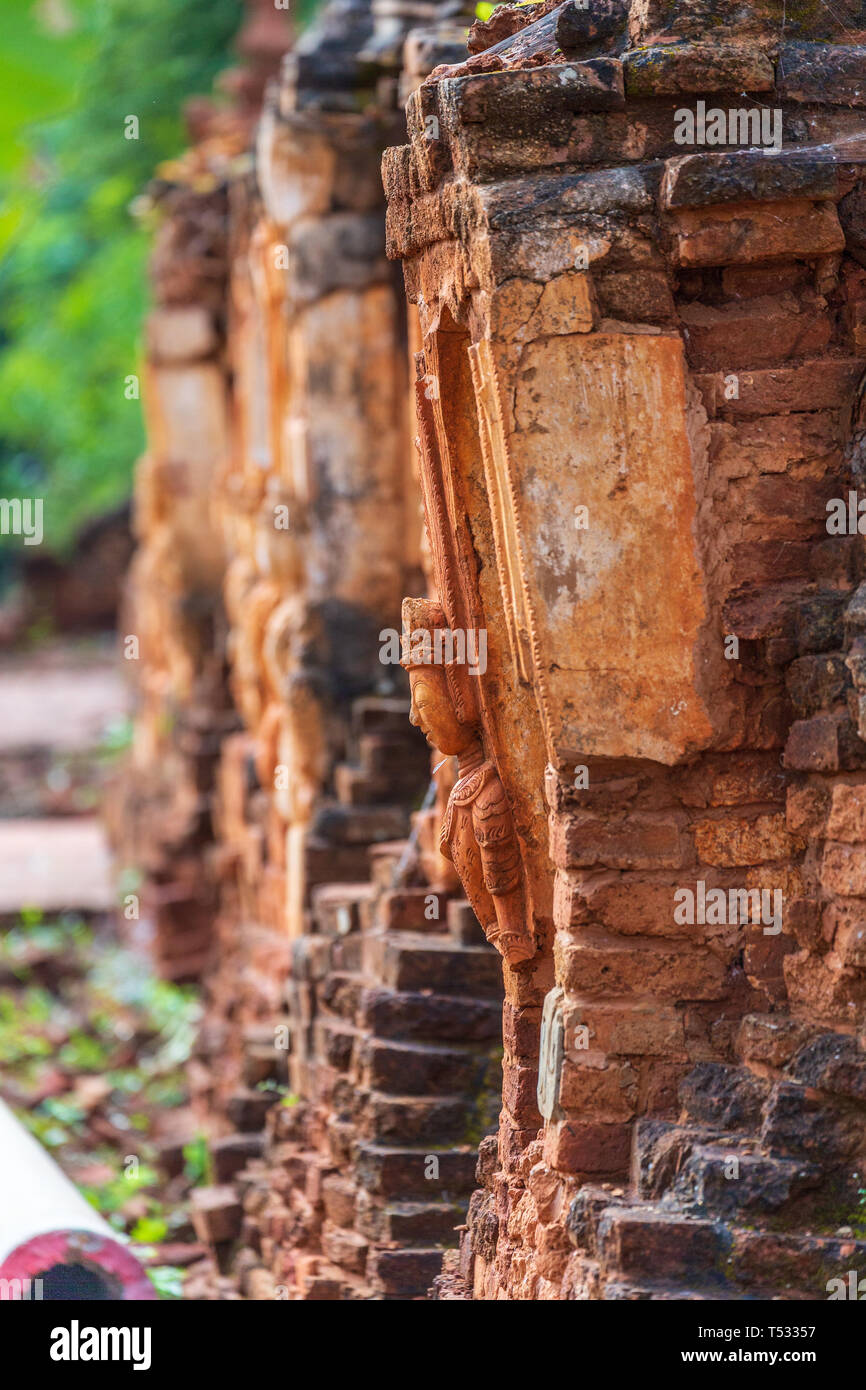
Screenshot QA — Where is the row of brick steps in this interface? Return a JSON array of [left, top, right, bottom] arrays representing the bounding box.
[[304, 698, 430, 903], [269, 834, 502, 1298], [183, 694, 504, 1298], [562, 1039, 866, 1299]]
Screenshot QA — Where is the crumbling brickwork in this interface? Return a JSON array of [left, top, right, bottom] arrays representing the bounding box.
[[221, 840, 503, 1300], [112, 137, 240, 983], [119, 0, 504, 1299], [384, 0, 866, 1300], [117, 0, 866, 1300]]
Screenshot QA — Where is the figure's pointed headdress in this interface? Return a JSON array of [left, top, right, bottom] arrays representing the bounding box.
[[400, 596, 475, 728]]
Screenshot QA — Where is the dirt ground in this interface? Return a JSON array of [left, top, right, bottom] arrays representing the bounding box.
[[0, 638, 221, 1298]]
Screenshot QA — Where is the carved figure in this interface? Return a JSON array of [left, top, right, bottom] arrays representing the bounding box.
[[401, 596, 535, 967], [414, 752, 462, 894]]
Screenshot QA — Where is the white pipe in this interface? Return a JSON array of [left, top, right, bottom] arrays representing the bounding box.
[[0, 1097, 117, 1253], [0, 1098, 154, 1299]]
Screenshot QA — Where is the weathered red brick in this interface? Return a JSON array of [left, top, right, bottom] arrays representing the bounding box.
[[550, 812, 685, 871], [827, 782, 866, 843], [543, 1119, 631, 1175], [692, 812, 802, 866], [565, 1001, 686, 1058], [558, 1057, 639, 1119], [821, 842, 866, 897], [556, 937, 729, 1000]]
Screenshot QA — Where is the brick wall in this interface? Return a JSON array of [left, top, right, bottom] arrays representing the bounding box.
[[116, 0, 866, 1301], [383, 0, 866, 1301]]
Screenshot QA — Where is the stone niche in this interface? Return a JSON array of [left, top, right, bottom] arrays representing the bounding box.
[[385, 46, 866, 789], [474, 327, 717, 766], [411, 312, 556, 958]]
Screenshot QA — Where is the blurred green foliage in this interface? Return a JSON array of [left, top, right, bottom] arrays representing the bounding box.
[[1, 910, 204, 1294], [0, 0, 246, 555]]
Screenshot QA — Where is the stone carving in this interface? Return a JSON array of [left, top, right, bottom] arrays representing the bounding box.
[[401, 595, 535, 967], [536, 986, 565, 1121], [414, 752, 462, 894]]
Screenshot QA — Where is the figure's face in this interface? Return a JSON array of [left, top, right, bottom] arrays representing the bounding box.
[[408, 666, 474, 755]]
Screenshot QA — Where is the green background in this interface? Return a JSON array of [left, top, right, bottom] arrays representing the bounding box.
[[0, 0, 246, 557]]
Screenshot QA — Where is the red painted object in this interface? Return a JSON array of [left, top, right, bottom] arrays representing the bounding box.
[[0, 1229, 156, 1300]]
